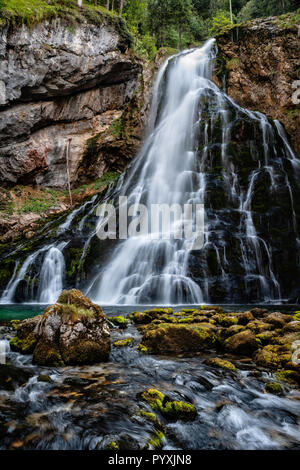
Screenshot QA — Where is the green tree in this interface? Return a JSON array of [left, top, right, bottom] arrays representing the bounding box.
[[147, 0, 173, 47], [169, 0, 193, 49], [209, 9, 233, 36]]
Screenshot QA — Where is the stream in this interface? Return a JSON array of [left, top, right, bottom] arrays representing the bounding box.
[[0, 305, 300, 450]]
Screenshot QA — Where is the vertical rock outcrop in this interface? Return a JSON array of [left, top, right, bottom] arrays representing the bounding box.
[[0, 18, 144, 188]]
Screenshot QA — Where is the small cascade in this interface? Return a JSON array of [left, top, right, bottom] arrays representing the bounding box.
[[37, 243, 67, 303], [0, 243, 67, 304]]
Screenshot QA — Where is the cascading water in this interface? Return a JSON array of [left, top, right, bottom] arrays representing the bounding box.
[[86, 39, 299, 305], [0, 242, 67, 304], [1, 39, 299, 304], [37, 243, 67, 303]]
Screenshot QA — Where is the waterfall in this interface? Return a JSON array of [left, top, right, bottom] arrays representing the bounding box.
[[1, 39, 299, 305], [37, 243, 67, 303], [0, 243, 67, 304], [86, 39, 299, 305]]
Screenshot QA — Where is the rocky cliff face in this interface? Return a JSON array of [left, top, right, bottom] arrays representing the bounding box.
[[215, 16, 300, 155], [0, 18, 145, 188]]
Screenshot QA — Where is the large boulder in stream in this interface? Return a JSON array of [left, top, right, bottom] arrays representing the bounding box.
[[138, 323, 217, 355], [10, 290, 110, 366]]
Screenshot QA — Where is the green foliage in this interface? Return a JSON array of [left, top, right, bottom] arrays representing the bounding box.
[[209, 9, 235, 36], [0, 0, 132, 46]]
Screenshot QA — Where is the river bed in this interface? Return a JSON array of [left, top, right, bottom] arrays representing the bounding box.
[[0, 304, 300, 450]]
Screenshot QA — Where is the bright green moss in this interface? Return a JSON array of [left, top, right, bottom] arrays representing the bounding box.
[[138, 410, 159, 425], [113, 337, 134, 347], [109, 316, 128, 329], [205, 357, 237, 372], [10, 334, 37, 354], [148, 430, 164, 450], [140, 388, 197, 421], [265, 382, 283, 395], [137, 344, 148, 354], [106, 441, 119, 450]]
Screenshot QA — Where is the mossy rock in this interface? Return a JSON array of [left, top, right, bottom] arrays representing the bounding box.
[[275, 370, 300, 385], [212, 314, 238, 327], [139, 389, 197, 422], [37, 374, 53, 383], [128, 311, 152, 324], [225, 330, 258, 356], [140, 323, 217, 355], [205, 357, 237, 372], [109, 316, 128, 329], [265, 382, 283, 395], [147, 430, 165, 450], [137, 344, 148, 354], [10, 333, 37, 354], [138, 409, 161, 427], [113, 337, 134, 347], [293, 312, 300, 321]]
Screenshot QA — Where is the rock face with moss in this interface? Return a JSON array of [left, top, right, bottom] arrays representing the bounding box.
[[0, 11, 143, 189], [215, 15, 300, 155], [10, 289, 110, 366]]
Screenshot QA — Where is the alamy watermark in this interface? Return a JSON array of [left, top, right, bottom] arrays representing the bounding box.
[[95, 197, 205, 250], [292, 80, 300, 105]]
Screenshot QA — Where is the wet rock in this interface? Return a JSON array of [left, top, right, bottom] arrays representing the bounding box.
[[283, 321, 300, 333], [205, 357, 237, 372], [250, 308, 269, 318], [109, 316, 128, 329], [37, 375, 53, 383], [275, 369, 300, 386], [9, 315, 42, 354], [264, 313, 290, 328], [139, 323, 217, 354], [224, 330, 258, 356], [265, 382, 283, 395], [254, 344, 291, 369], [0, 364, 32, 391], [211, 314, 238, 327], [139, 388, 197, 422], [113, 337, 134, 347], [236, 311, 255, 326], [10, 289, 110, 366], [256, 331, 279, 346], [247, 320, 274, 334]]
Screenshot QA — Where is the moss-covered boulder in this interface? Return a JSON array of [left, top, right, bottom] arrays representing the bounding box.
[[212, 314, 238, 327], [113, 337, 134, 347], [247, 320, 274, 334], [139, 323, 217, 354], [9, 315, 42, 354], [264, 313, 290, 328], [205, 357, 237, 372], [224, 330, 258, 356], [265, 382, 283, 395], [10, 290, 110, 366], [283, 321, 300, 333], [109, 316, 128, 329], [139, 388, 197, 421], [236, 311, 255, 326]]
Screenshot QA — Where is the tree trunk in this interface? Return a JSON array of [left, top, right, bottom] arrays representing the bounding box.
[[229, 0, 233, 23], [106, 0, 110, 10], [77, 0, 82, 6], [119, 0, 124, 16], [66, 139, 73, 208]]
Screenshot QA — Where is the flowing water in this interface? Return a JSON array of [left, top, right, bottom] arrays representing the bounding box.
[[0, 305, 300, 450], [1, 39, 300, 304]]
